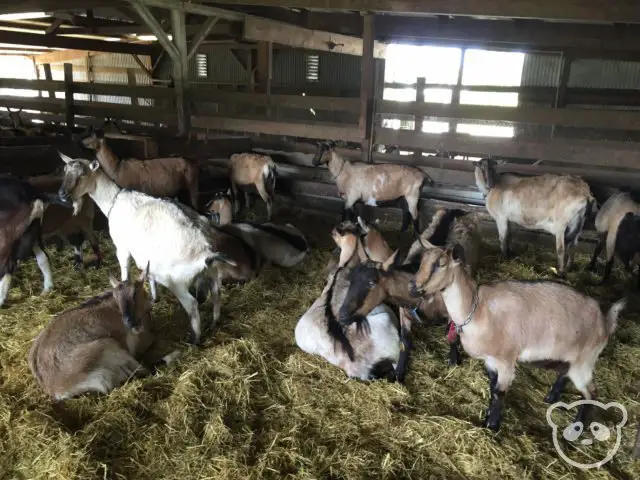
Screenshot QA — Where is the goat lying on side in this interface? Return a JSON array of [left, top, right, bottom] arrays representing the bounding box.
[[58, 153, 236, 345], [294, 238, 401, 381], [0, 175, 59, 306], [229, 153, 277, 220], [82, 130, 200, 210], [27, 173, 102, 270], [312, 141, 433, 233], [475, 158, 594, 277], [28, 266, 180, 400], [587, 192, 640, 287], [409, 242, 626, 431]]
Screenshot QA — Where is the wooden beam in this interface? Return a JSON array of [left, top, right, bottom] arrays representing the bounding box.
[[131, 54, 153, 80], [63, 63, 74, 128], [243, 16, 386, 58], [255, 41, 272, 95], [129, 0, 243, 20], [171, 7, 189, 135], [129, 1, 180, 61], [45, 18, 64, 35], [187, 16, 219, 60], [34, 50, 95, 65], [206, 1, 640, 24], [0, 30, 155, 56], [359, 13, 375, 163], [42, 64, 54, 100]]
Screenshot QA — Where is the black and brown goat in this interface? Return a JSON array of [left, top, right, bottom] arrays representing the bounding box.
[[312, 141, 433, 233], [82, 130, 200, 209], [228, 153, 277, 220], [587, 192, 640, 287], [475, 158, 595, 276], [409, 243, 626, 431], [28, 266, 180, 400]]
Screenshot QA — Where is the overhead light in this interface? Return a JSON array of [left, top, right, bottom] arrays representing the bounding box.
[[135, 34, 173, 41], [0, 12, 48, 21]]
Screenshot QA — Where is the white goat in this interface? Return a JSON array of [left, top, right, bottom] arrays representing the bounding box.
[[57, 153, 236, 345]]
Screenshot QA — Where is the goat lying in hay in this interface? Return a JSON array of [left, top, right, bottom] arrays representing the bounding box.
[[57, 153, 236, 345], [228, 153, 277, 220], [587, 191, 640, 287], [312, 141, 433, 234], [294, 234, 401, 382], [28, 265, 180, 400], [81, 130, 200, 210], [0, 175, 68, 306], [409, 242, 626, 431], [475, 158, 595, 277], [27, 173, 102, 270]]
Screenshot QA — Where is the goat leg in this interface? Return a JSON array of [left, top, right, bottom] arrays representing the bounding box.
[[395, 309, 413, 383], [483, 369, 504, 431], [448, 337, 462, 367], [598, 258, 614, 286], [587, 238, 604, 272], [544, 373, 568, 404]]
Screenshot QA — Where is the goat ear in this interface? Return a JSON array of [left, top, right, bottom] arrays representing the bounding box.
[[382, 250, 399, 272], [139, 262, 150, 283], [357, 216, 370, 233], [450, 243, 465, 264], [58, 151, 74, 164], [89, 160, 100, 172], [109, 274, 119, 288]]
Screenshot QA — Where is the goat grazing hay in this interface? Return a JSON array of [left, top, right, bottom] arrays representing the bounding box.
[[0, 208, 639, 479]]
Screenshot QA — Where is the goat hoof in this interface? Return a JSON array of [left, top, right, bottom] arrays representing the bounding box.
[[74, 262, 82, 271], [544, 392, 561, 404], [188, 333, 202, 346], [483, 415, 501, 432]]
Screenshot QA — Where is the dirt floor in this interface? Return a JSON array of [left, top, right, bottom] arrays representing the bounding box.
[[0, 205, 639, 479]]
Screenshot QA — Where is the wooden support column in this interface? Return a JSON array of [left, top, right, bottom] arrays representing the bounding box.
[[43, 63, 54, 99], [449, 49, 465, 134], [414, 76, 425, 161], [256, 41, 273, 115], [171, 8, 190, 135], [359, 13, 375, 163], [127, 68, 139, 125], [63, 63, 74, 128], [551, 53, 572, 138]]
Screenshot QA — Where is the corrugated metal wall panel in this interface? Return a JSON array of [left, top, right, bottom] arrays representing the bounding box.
[[521, 53, 562, 87], [569, 59, 640, 89]]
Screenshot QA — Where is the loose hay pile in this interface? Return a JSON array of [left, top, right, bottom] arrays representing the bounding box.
[[1, 207, 639, 479]]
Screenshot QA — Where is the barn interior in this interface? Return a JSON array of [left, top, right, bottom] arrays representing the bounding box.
[[0, 1, 639, 478]]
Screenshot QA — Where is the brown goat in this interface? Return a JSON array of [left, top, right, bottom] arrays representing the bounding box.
[[475, 158, 594, 276], [28, 266, 180, 400], [204, 189, 234, 226], [27, 173, 102, 269], [229, 153, 277, 220], [409, 243, 626, 431], [312, 141, 433, 233], [331, 216, 393, 269], [82, 131, 200, 209]]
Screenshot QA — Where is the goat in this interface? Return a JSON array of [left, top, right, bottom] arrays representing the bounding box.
[[312, 141, 433, 233], [294, 240, 401, 381], [28, 266, 180, 400], [475, 158, 594, 277], [58, 153, 236, 345], [81, 130, 200, 210], [587, 192, 640, 287], [228, 153, 277, 220], [331, 216, 393, 269], [337, 208, 480, 369], [0, 175, 64, 306], [204, 189, 234, 226], [27, 173, 102, 270], [409, 242, 626, 431]]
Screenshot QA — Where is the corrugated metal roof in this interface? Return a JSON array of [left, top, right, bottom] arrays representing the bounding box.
[[569, 59, 640, 90]]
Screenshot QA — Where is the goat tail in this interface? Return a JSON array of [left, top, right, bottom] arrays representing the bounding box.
[[420, 208, 447, 241], [149, 349, 182, 374], [28, 199, 45, 224], [605, 298, 627, 336], [423, 207, 468, 246], [263, 162, 277, 196]]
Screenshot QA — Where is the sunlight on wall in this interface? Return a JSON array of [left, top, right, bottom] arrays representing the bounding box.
[[0, 55, 38, 98], [382, 45, 526, 138]]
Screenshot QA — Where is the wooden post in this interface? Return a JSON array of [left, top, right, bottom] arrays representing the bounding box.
[[449, 48, 465, 134], [127, 68, 139, 125], [63, 63, 74, 128], [43, 63, 54, 100], [551, 53, 572, 138], [359, 13, 375, 163], [171, 8, 190, 136], [414, 76, 425, 161], [256, 41, 273, 116], [86, 53, 94, 103]]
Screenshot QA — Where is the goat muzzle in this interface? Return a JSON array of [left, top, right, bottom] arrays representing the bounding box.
[[409, 281, 422, 298]]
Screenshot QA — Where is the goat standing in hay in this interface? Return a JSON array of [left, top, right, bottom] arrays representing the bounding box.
[[475, 158, 595, 277], [228, 153, 277, 220], [0, 175, 67, 307], [294, 231, 401, 382], [409, 242, 626, 431], [29, 265, 180, 400], [587, 191, 640, 287], [27, 173, 102, 270], [311, 141, 433, 234], [81, 130, 200, 210], [57, 153, 236, 345]]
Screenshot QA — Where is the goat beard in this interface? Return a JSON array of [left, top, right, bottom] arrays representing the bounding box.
[[71, 197, 84, 216]]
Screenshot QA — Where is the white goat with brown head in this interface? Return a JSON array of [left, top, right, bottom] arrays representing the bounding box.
[[409, 242, 626, 431], [475, 158, 595, 277], [312, 141, 433, 233]]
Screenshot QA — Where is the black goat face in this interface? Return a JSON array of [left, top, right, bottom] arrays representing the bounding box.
[[312, 141, 335, 166], [338, 261, 383, 325]]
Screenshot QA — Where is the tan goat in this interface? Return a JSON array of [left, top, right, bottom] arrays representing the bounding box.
[[82, 131, 200, 209], [28, 266, 180, 400], [587, 191, 640, 286], [312, 141, 433, 233], [409, 242, 626, 431], [228, 153, 277, 220], [204, 189, 234, 226], [475, 158, 595, 276]]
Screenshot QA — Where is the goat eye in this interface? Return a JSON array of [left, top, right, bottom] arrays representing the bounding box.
[[368, 280, 375, 288]]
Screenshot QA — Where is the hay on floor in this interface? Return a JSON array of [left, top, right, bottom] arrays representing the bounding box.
[[0, 206, 639, 479]]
